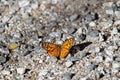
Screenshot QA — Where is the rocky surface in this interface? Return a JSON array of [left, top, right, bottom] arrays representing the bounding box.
[[0, 0, 120, 80]]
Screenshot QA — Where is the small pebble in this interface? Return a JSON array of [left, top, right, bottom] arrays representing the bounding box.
[[63, 72, 73, 80], [105, 49, 113, 57], [70, 57, 80, 62], [114, 20, 120, 25], [76, 28, 82, 35], [103, 2, 113, 8], [39, 68, 48, 76], [2, 16, 10, 23], [62, 28, 68, 33], [0, 27, 5, 33], [51, 0, 58, 4], [1, 70, 10, 75], [31, 2, 38, 9], [89, 21, 96, 27], [13, 32, 21, 38], [68, 28, 76, 34], [87, 63, 96, 71], [0, 65, 3, 71], [18, 0, 29, 7], [105, 56, 113, 62], [112, 62, 120, 69], [25, 17, 33, 24], [0, 35, 5, 41], [40, 1, 47, 11], [86, 29, 99, 41], [116, 0, 120, 7], [0, 56, 6, 63], [101, 20, 113, 29], [94, 46, 100, 52], [94, 56, 103, 63], [49, 32, 61, 38], [65, 60, 73, 67], [16, 68, 26, 75], [105, 9, 114, 15], [115, 11, 120, 18], [70, 14, 79, 21], [99, 33, 104, 41]]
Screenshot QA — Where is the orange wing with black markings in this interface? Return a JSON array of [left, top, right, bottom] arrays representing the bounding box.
[[60, 38, 74, 58], [42, 42, 60, 57]]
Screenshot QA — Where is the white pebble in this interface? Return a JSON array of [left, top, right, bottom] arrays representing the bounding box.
[[101, 20, 113, 30], [117, 0, 120, 6], [40, 1, 47, 11], [94, 46, 100, 52], [49, 32, 61, 37], [51, 0, 58, 4], [105, 9, 114, 15], [17, 68, 26, 74], [115, 11, 120, 18], [39, 59, 43, 63], [2, 16, 10, 23], [103, 2, 113, 8], [99, 33, 104, 41], [89, 22, 96, 27], [1, 70, 10, 75], [114, 20, 120, 25], [76, 28, 82, 35], [112, 62, 120, 69], [31, 2, 38, 9], [80, 77, 87, 80], [62, 28, 68, 33], [111, 27, 118, 35], [94, 56, 103, 63], [39, 69, 48, 76], [13, 32, 21, 38], [19, 0, 30, 7], [105, 48, 113, 57], [105, 56, 113, 62], [65, 60, 73, 67]]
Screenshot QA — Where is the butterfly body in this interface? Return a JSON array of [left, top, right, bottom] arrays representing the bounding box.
[[42, 38, 74, 58]]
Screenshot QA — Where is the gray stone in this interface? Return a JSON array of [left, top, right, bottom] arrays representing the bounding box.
[[63, 72, 73, 80], [86, 29, 100, 41], [0, 56, 6, 63], [70, 14, 79, 21], [70, 57, 80, 62], [0, 35, 5, 41], [0, 27, 5, 33], [25, 17, 33, 24]]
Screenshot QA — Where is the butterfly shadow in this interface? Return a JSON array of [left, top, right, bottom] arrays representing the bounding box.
[[70, 42, 92, 56]]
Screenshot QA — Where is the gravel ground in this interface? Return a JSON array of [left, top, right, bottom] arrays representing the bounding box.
[[0, 0, 120, 80]]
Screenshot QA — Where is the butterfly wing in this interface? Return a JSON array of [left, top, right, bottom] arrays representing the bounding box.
[[60, 38, 74, 58], [42, 42, 60, 57]]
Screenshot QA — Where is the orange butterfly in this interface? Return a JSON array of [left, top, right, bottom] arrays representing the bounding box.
[[42, 38, 74, 58]]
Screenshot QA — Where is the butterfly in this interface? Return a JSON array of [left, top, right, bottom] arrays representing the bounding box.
[[42, 38, 74, 58]]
